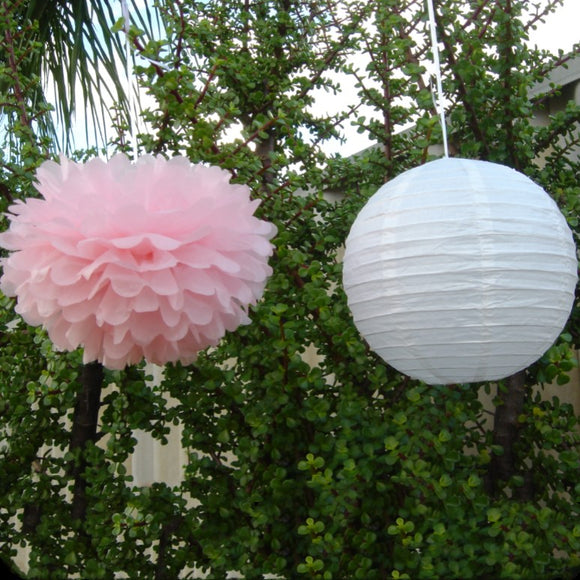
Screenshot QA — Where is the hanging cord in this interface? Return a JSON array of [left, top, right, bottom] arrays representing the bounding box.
[[425, 0, 449, 158], [121, 0, 138, 161]]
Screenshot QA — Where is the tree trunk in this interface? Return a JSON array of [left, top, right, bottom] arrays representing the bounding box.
[[69, 361, 104, 523], [486, 370, 528, 497]]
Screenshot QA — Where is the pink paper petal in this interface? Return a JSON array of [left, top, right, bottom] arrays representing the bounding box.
[[96, 286, 131, 326], [0, 154, 276, 369]]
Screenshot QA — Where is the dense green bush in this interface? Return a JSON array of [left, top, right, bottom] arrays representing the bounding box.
[[0, 1, 579, 578]]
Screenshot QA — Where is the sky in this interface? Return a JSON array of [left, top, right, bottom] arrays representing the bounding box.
[[67, 0, 580, 157], [527, 0, 579, 54], [329, 0, 580, 156]]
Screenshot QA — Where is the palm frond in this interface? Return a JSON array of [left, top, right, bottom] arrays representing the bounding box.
[[6, 0, 159, 152]]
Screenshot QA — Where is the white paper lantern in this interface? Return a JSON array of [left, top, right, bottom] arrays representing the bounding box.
[[343, 157, 578, 385]]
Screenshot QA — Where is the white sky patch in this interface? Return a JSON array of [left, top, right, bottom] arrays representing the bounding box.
[[56, 1, 580, 158], [319, 0, 580, 157], [527, 0, 579, 54]]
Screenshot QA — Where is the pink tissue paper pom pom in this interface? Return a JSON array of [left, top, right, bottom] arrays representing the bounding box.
[[0, 154, 277, 369]]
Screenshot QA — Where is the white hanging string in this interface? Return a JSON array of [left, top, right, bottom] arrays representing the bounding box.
[[425, 0, 449, 158], [121, 0, 138, 161]]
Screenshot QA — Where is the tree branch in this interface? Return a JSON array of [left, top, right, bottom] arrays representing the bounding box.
[[435, 7, 492, 159], [499, 0, 521, 170], [3, 24, 31, 128], [155, 516, 183, 580]]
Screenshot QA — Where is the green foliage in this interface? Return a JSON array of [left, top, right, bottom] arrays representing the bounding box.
[[0, 0, 579, 578]]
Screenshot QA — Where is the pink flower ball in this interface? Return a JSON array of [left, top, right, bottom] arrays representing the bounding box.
[[0, 154, 277, 369]]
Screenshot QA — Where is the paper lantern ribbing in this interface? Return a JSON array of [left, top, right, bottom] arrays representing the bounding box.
[[343, 157, 577, 385], [0, 154, 277, 370]]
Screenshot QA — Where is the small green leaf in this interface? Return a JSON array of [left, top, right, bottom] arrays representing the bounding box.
[[487, 508, 502, 523]]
